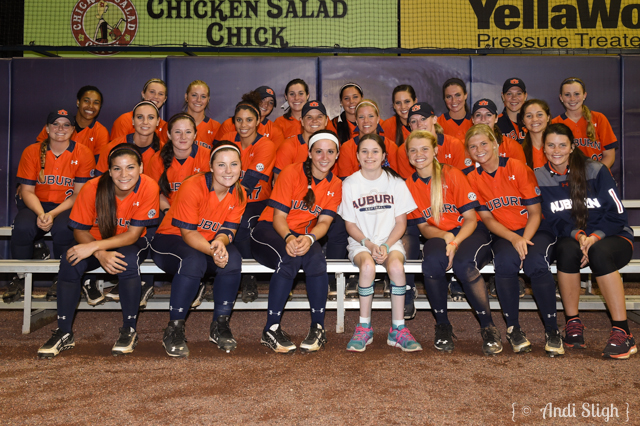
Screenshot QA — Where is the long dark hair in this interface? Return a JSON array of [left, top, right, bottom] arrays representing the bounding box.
[[336, 83, 363, 144], [96, 144, 143, 239], [358, 133, 402, 180], [158, 113, 197, 197], [303, 129, 339, 208], [392, 85, 417, 147], [283, 79, 309, 120], [209, 141, 245, 203], [521, 99, 551, 169], [441, 78, 469, 114], [132, 101, 161, 154], [544, 123, 588, 229]]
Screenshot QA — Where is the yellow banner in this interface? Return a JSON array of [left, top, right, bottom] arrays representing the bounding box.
[[401, 0, 640, 49]]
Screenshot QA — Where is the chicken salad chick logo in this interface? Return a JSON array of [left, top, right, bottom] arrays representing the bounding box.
[[71, 0, 138, 56]]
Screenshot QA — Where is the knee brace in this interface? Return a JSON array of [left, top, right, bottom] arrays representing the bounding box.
[[358, 283, 375, 297]]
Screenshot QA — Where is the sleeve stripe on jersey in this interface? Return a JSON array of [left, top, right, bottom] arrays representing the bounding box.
[[171, 218, 198, 230], [16, 177, 37, 186], [221, 221, 240, 230], [131, 218, 159, 227], [246, 169, 270, 182], [407, 217, 426, 227], [608, 188, 624, 214], [521, 196, 542, 206], [268, 199, 290, 214], [75, 177, 93, 183], [457, 201, 480, 214], [68, 219, 92, 230], [273, 167, 281, 174], [319, 209, 337, 218]]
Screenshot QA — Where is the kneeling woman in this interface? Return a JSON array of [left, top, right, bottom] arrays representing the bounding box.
[[151, 142, 246, 357], [536, 123, 636, 359], [37, 144, 160, 358], [465, 124, 562, 357], [404, 131, 499, 355], [251, 130, 342, 353], [340, 133, 422, 352]]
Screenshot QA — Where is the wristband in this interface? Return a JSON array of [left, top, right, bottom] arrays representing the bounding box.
[[381, 243, 390, 253], [305, 234, 316, 245], [216, 229, 234, 244], [449, 241, 459, 250], [284, 232, 294, 242], [361, 238, 369, 247]]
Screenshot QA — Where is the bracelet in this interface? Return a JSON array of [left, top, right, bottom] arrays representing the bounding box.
[[449, 241, 459, 250], [304, 234, 316, 245], [381, 243, 390, 253], [361, 238, 369, 247], [284, 232, 294, 242]]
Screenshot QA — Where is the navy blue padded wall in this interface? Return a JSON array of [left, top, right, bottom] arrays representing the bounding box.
[[0, 60, 10, 232], [9, 58, 166, 225], [319, 56, 471, 121], [622, 56, 640, 200], [165, 57, 318, 124], [471, 56, 621, 184]]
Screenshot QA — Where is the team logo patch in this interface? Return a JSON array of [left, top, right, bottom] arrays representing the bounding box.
[[510, 78, 520, 84], [478, 100, 488, 106], [535, 186, 541, 195], [148, 209, 156, 219], [266, 88, 274, 95], [256, 163, 264, 172], [468, 192, 477, 201], [309, 101, 319, 107], [71, 0, 139, 56], [58, 109, 69, 116], [464, 158, 473, 166], [411, 104, 421, 112], [90, 169, 95, 177]]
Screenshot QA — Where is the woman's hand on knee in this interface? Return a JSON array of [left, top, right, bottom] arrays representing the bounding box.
[[210, 240, 229, 268], [67, 242, 98, 265], [96, 251, 127, 274]]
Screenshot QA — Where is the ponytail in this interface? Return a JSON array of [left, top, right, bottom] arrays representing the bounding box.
[[522, 132, 534, 169], [335, 111, 351, 144], [582, 105, 596, 143], [492, 123, 504, 146], [391, 84, 416, 146], [96, 172, 117, 239], [38, 138, 49, 184], [158, 140, 174, 197], [431, 160, 445, 225], [434, 122, 444, 136], [302, 157, 316, 208], [394, 115, 405, 147]]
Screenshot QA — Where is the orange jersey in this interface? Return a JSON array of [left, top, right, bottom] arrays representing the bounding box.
[[465, 157, 541, 231], [259, 163, 342, 234], [381, 118, 411, 145], [195, 116, 221, 149], [273, 115, 337, 141], [220, 131, 275, 203], [37, 120, 109, 157], [551, 111, 617, 161], [396, 133, 470, 179], [96, 134, 159, 175], [156, 172, 247, 242], [69, 174, 160, 240], [146, 144, 211, 204], [337, 135, 399, 179], [437, 113, 473, 142], [498, 135, 526, 164], [531, 145, 546, 170], [110, 111, 168, 145], [331, 116, 358, 143], [216, 117, 285, 150], [17, 141, 95, 204], [406, 165, 480, 231]]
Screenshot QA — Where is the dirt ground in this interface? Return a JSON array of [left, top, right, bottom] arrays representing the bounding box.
[[1, 303, 639, 425]]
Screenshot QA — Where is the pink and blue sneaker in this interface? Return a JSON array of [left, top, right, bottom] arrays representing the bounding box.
[[387, 325, 422, 352], [347, 323, 373, 352]]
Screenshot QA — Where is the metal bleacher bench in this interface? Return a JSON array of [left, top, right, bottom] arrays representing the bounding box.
[[1, 200, 640, 335]]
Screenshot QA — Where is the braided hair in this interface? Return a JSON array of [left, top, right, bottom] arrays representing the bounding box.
[[158, 113, 197, 197]]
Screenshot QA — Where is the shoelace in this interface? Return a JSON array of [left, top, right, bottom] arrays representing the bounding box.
[[394, 328, 416, 345], [352, 325, 372, 340], [564, 320, 585, 336], [606, 329, 627, 346]]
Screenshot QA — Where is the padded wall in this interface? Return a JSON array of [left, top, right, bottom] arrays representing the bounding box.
[[319, 56, 471, 121], [165, 57, 318, 124], [622, 56, 640, 200], [0, 60, 10, 230]]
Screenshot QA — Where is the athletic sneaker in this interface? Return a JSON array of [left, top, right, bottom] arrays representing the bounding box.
[[105, 283, 120, 302], [163, 319, 189, 358], [209, 315, 237, 353], [544, 329, 565, 357], [112, 327, 138, 356], [602, 327, 638, 360], [241, 275, 258, 303], [404, 299, 416, 320], [46, 276, 57, 301], [346, 323, 373, 352], [300, 323, 327, 353], [345, 275, 358, 299], [487, 276, 497, 298], [563, 318, 586, 349], [38, 329, 75, 359], [480, 325, 503, 356], [518, 277, 526, 298], [387, 325, 422, 352], [32, 241, 50, 260], [449, 277, 466, 302], [261, 324, 296, 354], [434, 323, 455, 353], [191, 282, 206, 308], [383, 276, 391, 298], [3, 276, 25, 303], [139, 281, 155, 308], [327, 276, 337, 301], [82, 278, 105, 306], [506, 326, 532, 353]]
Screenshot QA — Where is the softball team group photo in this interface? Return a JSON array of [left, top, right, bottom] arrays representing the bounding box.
[[7, 75, 636, 362]]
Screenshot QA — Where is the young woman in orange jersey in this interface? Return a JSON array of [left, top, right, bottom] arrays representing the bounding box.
[[151, 142, 246, 357], [6, 110, 95, 304], [110, 78, 168, 144], [96, 101, 161, 175], [521, 99, 552, 171], [470, 99, 526, 166], [252, 130, 342, 353], [182, 80, 220, 149], [552, 77, 617, 168], [437, 78, 472, 141], [274, 79, 310, 140], [331, 83, 364, 144], [498, 78, 528, 143], [464, 124, 563, 357], [381, 85, 416, 147], [37, 144, 159, 358], [404, 130, 497, 355], [36, 86, 109, 159]]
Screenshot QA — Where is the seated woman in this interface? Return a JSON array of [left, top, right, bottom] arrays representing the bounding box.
[[536, 123, 636, 359], [37, 144, 159, 358], [251, 130, 342, 353], [151, 141, 246, 357]]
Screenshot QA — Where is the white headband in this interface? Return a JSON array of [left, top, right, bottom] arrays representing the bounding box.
[[210, 144, 241, 161], [308, 133, 339, 151]]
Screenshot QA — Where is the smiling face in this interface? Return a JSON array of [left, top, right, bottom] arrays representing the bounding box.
[[234, 108, 259, 140], [472, 108, 498, 127], [210, 149, 242, 191], [132, 104, 159, 137], [393, 90, 416, 123], [185, 84, 210, 115], [356, 137, 385, 172], [109, 153, 142, 197], [76, 90, 102, 122], [467, 133, 498, 169], [168, 118, 196, 157], [355, 105, 379, 136], [544, 133, 574, 173], [301, 109, 328, 137], [309, 139, 338, 178], [408, 114, 436, 132], [142, 82, 167, 109], [407, 137, 437, 175], [523, 103, 550, 135], [444, 84, 467, 115], [285, 83, 309, 114], [46, 117, 73, 142], [259, 97, 275, 120], [341, 87, 362, 121], [501, 87, 527, 114], [559, 82, 587, 113]]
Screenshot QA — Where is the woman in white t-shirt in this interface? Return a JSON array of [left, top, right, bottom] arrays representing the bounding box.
[[338, 133, 422, 353]]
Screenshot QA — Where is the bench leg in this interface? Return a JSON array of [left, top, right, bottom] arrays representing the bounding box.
[[22, 273, 33, 334], [336, 273, 345, 334]]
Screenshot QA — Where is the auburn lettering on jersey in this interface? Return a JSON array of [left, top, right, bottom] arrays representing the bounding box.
[[551, 111, 617, 161]]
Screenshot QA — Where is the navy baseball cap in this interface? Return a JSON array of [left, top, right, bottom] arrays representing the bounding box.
[[472, 99, 498, 115], [46, 109, 73, 125], [502, 78, 526, 93], [256, 86, 276, 107], [302, 100, 327, 117], [407, 102, 436, 120]]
